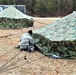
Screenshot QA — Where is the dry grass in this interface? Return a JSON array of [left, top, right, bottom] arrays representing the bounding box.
[[0, 18, 76, 75]]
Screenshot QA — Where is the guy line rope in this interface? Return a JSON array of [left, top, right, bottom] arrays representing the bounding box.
[[0, 19, 50, 38], [0, 50, 45, 73], [0, 19, 48, 73]]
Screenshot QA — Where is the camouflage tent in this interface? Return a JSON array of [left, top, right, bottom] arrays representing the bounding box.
[[33, 12, 76, 59], [0, 6, 34, 29]]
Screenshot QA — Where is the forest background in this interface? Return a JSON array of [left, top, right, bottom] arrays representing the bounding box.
[[0, 0, 76, 17]]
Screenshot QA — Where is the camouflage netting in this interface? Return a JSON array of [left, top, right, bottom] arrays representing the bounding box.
[[33, 12, 76, 59], [0, 18, 33, 29], [0, 6, 34, 29]]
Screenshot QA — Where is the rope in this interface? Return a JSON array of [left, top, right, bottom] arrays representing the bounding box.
[[0, 34, 18, 38], [33, 19, 49, 25], [0, 54, 24, 72], [0, 19, 50, 38], [0, 51, 22, 71], [0, 48, 19, 59], [0, 50, 37, 73], [0, 18, 49, 73], [0, 55, 45, 73]]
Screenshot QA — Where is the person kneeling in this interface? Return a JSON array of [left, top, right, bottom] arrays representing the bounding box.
[[15, 30, 35, 52]]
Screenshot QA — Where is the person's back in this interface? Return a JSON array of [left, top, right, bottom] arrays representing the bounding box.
[[20, 33, 32, 43], [16, 30, 35, 52]]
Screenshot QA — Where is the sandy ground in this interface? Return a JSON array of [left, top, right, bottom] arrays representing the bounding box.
[[0, 18, 76, 75]]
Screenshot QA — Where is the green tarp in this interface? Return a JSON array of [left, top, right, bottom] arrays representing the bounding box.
[[33, 12, 76, 59], [0, 6, 34, 29]]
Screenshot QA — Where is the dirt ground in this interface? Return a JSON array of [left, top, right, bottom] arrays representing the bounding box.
[[0, 18, 76, 75]]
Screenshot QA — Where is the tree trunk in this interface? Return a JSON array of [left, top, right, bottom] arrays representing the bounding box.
[[73, 0, 76, 11]]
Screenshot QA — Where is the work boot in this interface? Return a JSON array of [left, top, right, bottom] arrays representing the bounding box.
[[27, 48, 31, 52], [15, 45, 20, 49]]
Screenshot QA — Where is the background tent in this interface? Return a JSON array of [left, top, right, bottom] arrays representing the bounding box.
[[0, 6, 34, 29], [33, 12, 76, 59]]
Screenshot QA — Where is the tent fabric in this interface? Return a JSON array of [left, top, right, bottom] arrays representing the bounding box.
[[33, 12, 76, 59], [0, 6, 34, 29], [0, 6, 33, 19], [33, 12, 76, 41]]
